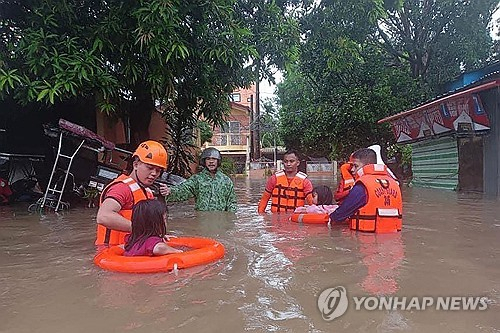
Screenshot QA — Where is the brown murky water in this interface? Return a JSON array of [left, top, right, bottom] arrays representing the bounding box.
[[1, 176, 500, 332]]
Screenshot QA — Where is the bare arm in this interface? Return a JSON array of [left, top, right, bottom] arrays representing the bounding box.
[[96, 198, 132, 232], [153, 242, 183, 255], [258, 191, 271, 213]]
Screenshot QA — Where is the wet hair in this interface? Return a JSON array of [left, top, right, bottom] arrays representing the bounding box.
[[313, 185, 333, 205], [124, 199, 168, 251], [351, 148, 377, 165]]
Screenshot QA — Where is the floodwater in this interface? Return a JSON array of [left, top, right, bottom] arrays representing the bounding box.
[[1, 176, 500, 333]]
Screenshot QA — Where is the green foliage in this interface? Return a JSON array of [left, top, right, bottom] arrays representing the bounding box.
[[162, 105, 198, 178], [277, 0, 497, 162], [278, 45, 420, 159], [234, 0, 301, 83], [259, 98, 283, 148], [387, 144, 411, 166], [0, 0, 262, 169], [220, 156, 236, 176], [197, 121, 213, 145], [377, 0, 499, 93]]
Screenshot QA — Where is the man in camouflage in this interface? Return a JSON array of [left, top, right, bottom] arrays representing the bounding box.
[[160, 147, 237, 212]]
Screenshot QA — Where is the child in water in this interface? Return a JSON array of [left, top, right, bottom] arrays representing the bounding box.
[[124, 199, 182, 256], [294, 185, 338, 214]]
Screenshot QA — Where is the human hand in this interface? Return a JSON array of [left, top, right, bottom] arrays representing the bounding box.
[[159, 184, 171, 196], [163, 234, 178, 241], [162, 240, 183, 253]]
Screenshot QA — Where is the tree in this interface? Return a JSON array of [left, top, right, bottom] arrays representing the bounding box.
[[234, 0, 300, 159], [259, 98, 283, 148], [197, 121, 213, 145], [278, 0, 497, 160], [278, 0, 414, 159], [0, 0, 256, 175], [377, 0, 500, 91]]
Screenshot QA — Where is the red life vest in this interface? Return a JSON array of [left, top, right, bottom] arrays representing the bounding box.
[[271, 171, 307, 212], [95, 174, 154, 246], [349, 164, 402, 233]]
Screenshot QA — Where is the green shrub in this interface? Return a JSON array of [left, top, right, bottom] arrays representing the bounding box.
[[220, 157, 236, 175]]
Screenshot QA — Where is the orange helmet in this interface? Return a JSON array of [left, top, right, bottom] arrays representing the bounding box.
[[132, 140, 168, 169]]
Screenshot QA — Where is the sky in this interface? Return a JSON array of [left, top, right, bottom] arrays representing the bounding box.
[[259, 71, 283, 103]]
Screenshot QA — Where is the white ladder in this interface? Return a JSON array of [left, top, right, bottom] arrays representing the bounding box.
[[39, 132, 85, 211]]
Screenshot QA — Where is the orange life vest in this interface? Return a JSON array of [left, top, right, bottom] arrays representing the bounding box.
[[95, 174, 154, 246], [349, 164, 402, 233], [271, 171, 308, 212], [334, 163, 355, 203]]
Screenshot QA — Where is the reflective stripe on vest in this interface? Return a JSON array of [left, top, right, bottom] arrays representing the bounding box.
[[340, 163, 355, 190], [95, 174, 154, 246], [343, 178, 355, 190], [271, 171, 307, 212], [349, 165, 402, 233]]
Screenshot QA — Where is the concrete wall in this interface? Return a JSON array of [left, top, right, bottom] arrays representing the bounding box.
[[306, 162, 336, 174]]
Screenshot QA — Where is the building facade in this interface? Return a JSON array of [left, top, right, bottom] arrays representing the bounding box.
[[379, 62, 500, 196], [203, 101, 252, 174]]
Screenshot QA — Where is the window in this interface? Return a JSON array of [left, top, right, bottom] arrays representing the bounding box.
[[221, 121, 240, 134], [220, 121, 241, 145], [230, 93, 241, 102]]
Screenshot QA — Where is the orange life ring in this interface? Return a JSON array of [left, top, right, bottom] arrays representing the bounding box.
[[93, 237, 225, 273], [290, 213, 330, 224]]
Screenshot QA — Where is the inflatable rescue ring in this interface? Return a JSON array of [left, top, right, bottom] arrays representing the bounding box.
[[94, 237, 225, 273], [290, 213, 330, 224]]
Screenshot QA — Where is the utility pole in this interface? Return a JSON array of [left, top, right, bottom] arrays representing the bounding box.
[[273, 136, 277, 169], [247, 94, 254, 161], [253, 82, 261, 160]]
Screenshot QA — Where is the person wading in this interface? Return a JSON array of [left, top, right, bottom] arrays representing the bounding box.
[[160, 147, 237, 212], [96, 140, 168, 246], [258, 150, 313, 213]]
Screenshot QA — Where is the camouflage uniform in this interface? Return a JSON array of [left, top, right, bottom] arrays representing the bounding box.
[[166, 169, 237, 212]]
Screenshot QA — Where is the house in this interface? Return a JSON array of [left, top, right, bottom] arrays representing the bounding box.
[[94, 86, 255, 175], [378, 62, 500, 196], [203, 101, 252, 174]]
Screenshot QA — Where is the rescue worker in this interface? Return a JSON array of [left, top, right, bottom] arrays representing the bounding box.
[[258, 150, 313, 213], [334, 160, 355, 204], [334, 145, 397, 204], [96, 140, 168, 246], [330, 148, 402, 233], [160, 147, 237, 212]]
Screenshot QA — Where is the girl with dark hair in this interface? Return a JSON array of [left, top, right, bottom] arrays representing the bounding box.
[[294, 185, 338, 214], [313, 185, 334, 205], [124, 199, 182, 256]]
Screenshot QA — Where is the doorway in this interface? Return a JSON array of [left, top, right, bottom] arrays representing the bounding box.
[[458, 136, 483, 192]]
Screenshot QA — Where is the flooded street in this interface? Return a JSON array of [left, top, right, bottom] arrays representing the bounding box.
[[1, 176, 500, 332]]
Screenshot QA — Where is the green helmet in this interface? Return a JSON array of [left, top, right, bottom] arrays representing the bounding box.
[[200, 147, 221, 167]]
